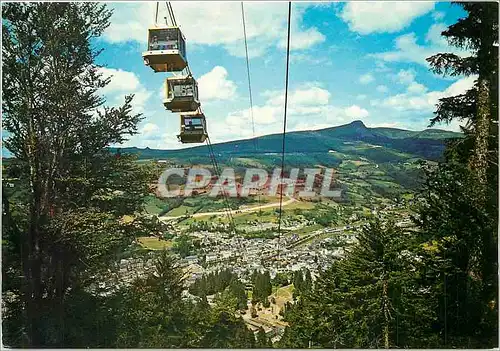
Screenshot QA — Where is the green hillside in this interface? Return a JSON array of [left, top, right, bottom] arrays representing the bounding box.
[[111, 120, 462, 168]]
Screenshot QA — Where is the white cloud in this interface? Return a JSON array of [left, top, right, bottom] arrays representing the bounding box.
[[374, 75, 477, 112], [278, 27, 326, 50], [356, 94, 367, 101], [359, 73, 375, 84], [104, 2, 325, 58], [407, 82, 427, 94], [340, 2, 435, 34], [291, 86, 331, 106], [393, 68, 428, 94], [395, 69, 416, 85], [141, 122, 160, 135], [100, 68, 141, 93], [369, 25, 470, 67], [344, 105, 369, 119], [206, 84, 371, 143], [376, 85, 389, 93], [432, 11, 445, 21], [374, 61, 391, 73], [367, 122, 401, 128], [227, 105, 280, 126], [278, 5, 326, 50], [98, 67, 152, 113], [197, 66, 237, 101], [290, 53, 332, 66], [444, 75, 477, 96], [293, 122, 335, 131], [370, 33, 435, 65], [264, 85, 331, 107], [426, 23, 448, 46]]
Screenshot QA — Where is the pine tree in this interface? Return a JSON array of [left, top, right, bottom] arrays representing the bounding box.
[[426, 2, 498, 195], [229, 279, 248, 310], [303, 268, 313, 292], [114, 252, 194, 348], [256, 326, 271, 348], [293, 270, 303, 297], [201, 288, 255, 348], [421, 2, 498, 347], [282, 220, 435, 348], [264, 270, 272, 298], [2, 3, 154, 347]]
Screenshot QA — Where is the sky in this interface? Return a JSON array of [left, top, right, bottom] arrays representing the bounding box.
[[5, 1, 475, 154]]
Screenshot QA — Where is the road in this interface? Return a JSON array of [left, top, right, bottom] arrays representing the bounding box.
[[158, 195, 297, 221]]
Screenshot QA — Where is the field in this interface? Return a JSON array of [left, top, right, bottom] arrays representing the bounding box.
[[137, 237, 173, 250]]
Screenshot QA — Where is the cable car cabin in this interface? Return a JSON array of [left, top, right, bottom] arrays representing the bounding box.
[[142, 26, 187, 72], [163, 76, 200, 112], [178, 113, 208, 143]]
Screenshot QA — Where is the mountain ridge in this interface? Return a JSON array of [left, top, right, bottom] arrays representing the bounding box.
[[112, 120, 462, 165]]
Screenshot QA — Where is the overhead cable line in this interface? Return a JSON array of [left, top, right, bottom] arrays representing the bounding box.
[[241, 2, 264, 234], [205, 135, 245, 260], [206, 136, 238, 237], [277, 1, 292, 262], [166, 2, 177, 26], [154, 2, 159, 25], [241, 2, 257, 151]]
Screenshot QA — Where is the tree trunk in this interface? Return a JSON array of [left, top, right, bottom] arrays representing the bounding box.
[[26, 103, 46, 347], [383, 279, 389, 349], [469, 77, 490, 199]]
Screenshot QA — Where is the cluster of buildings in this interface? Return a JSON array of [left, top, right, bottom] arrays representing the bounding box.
[[184, 226, 359, 284]]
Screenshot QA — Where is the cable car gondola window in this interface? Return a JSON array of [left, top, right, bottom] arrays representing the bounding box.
[[163, 76, 200, 112], [143, 26, 187, 72], [178, 113, 208, 143], [148, 27, 179, 51], [172, 83, 194, 98], [184, 117, 203, 130]]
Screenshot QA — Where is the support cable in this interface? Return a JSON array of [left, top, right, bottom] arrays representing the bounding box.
[[165, 2, 172, 26], [207, 136, 246, 259], [206, 136, 245, 261], [241, 2, 257, 151], [206, 136, 238, 238], [277, 2, 292, 262], [155, 2, 159, 25], [167, 2, 177, 26], [241, 2, 264, 234]]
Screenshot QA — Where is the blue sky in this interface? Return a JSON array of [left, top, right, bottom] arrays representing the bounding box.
[[3, 1, 475, 155]]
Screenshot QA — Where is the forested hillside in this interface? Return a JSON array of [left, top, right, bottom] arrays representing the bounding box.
[[112, 120, 462, 164]]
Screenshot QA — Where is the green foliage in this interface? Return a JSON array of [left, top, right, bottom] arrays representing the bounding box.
[[272, 272, 291, 287], [292, 270, 304, 298], [301, 203, 339, 227], [189, 268, 240, 298], [281, 220, 437, 348], [414, 161, 498, 347], [256, 326, 272, 348], [1, 2, 162, 347], [172, 234, 195, 258], [252, 270, 272, 304], [200, 287, 256, 348], [229, 280, 248, 311], [418, 2, 498, 347]]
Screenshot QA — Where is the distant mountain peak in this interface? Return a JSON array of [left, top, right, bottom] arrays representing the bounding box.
[[348, 120, 367, 128]]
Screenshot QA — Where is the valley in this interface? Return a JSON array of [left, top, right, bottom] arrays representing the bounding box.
[[112, 120, 447, 339]]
